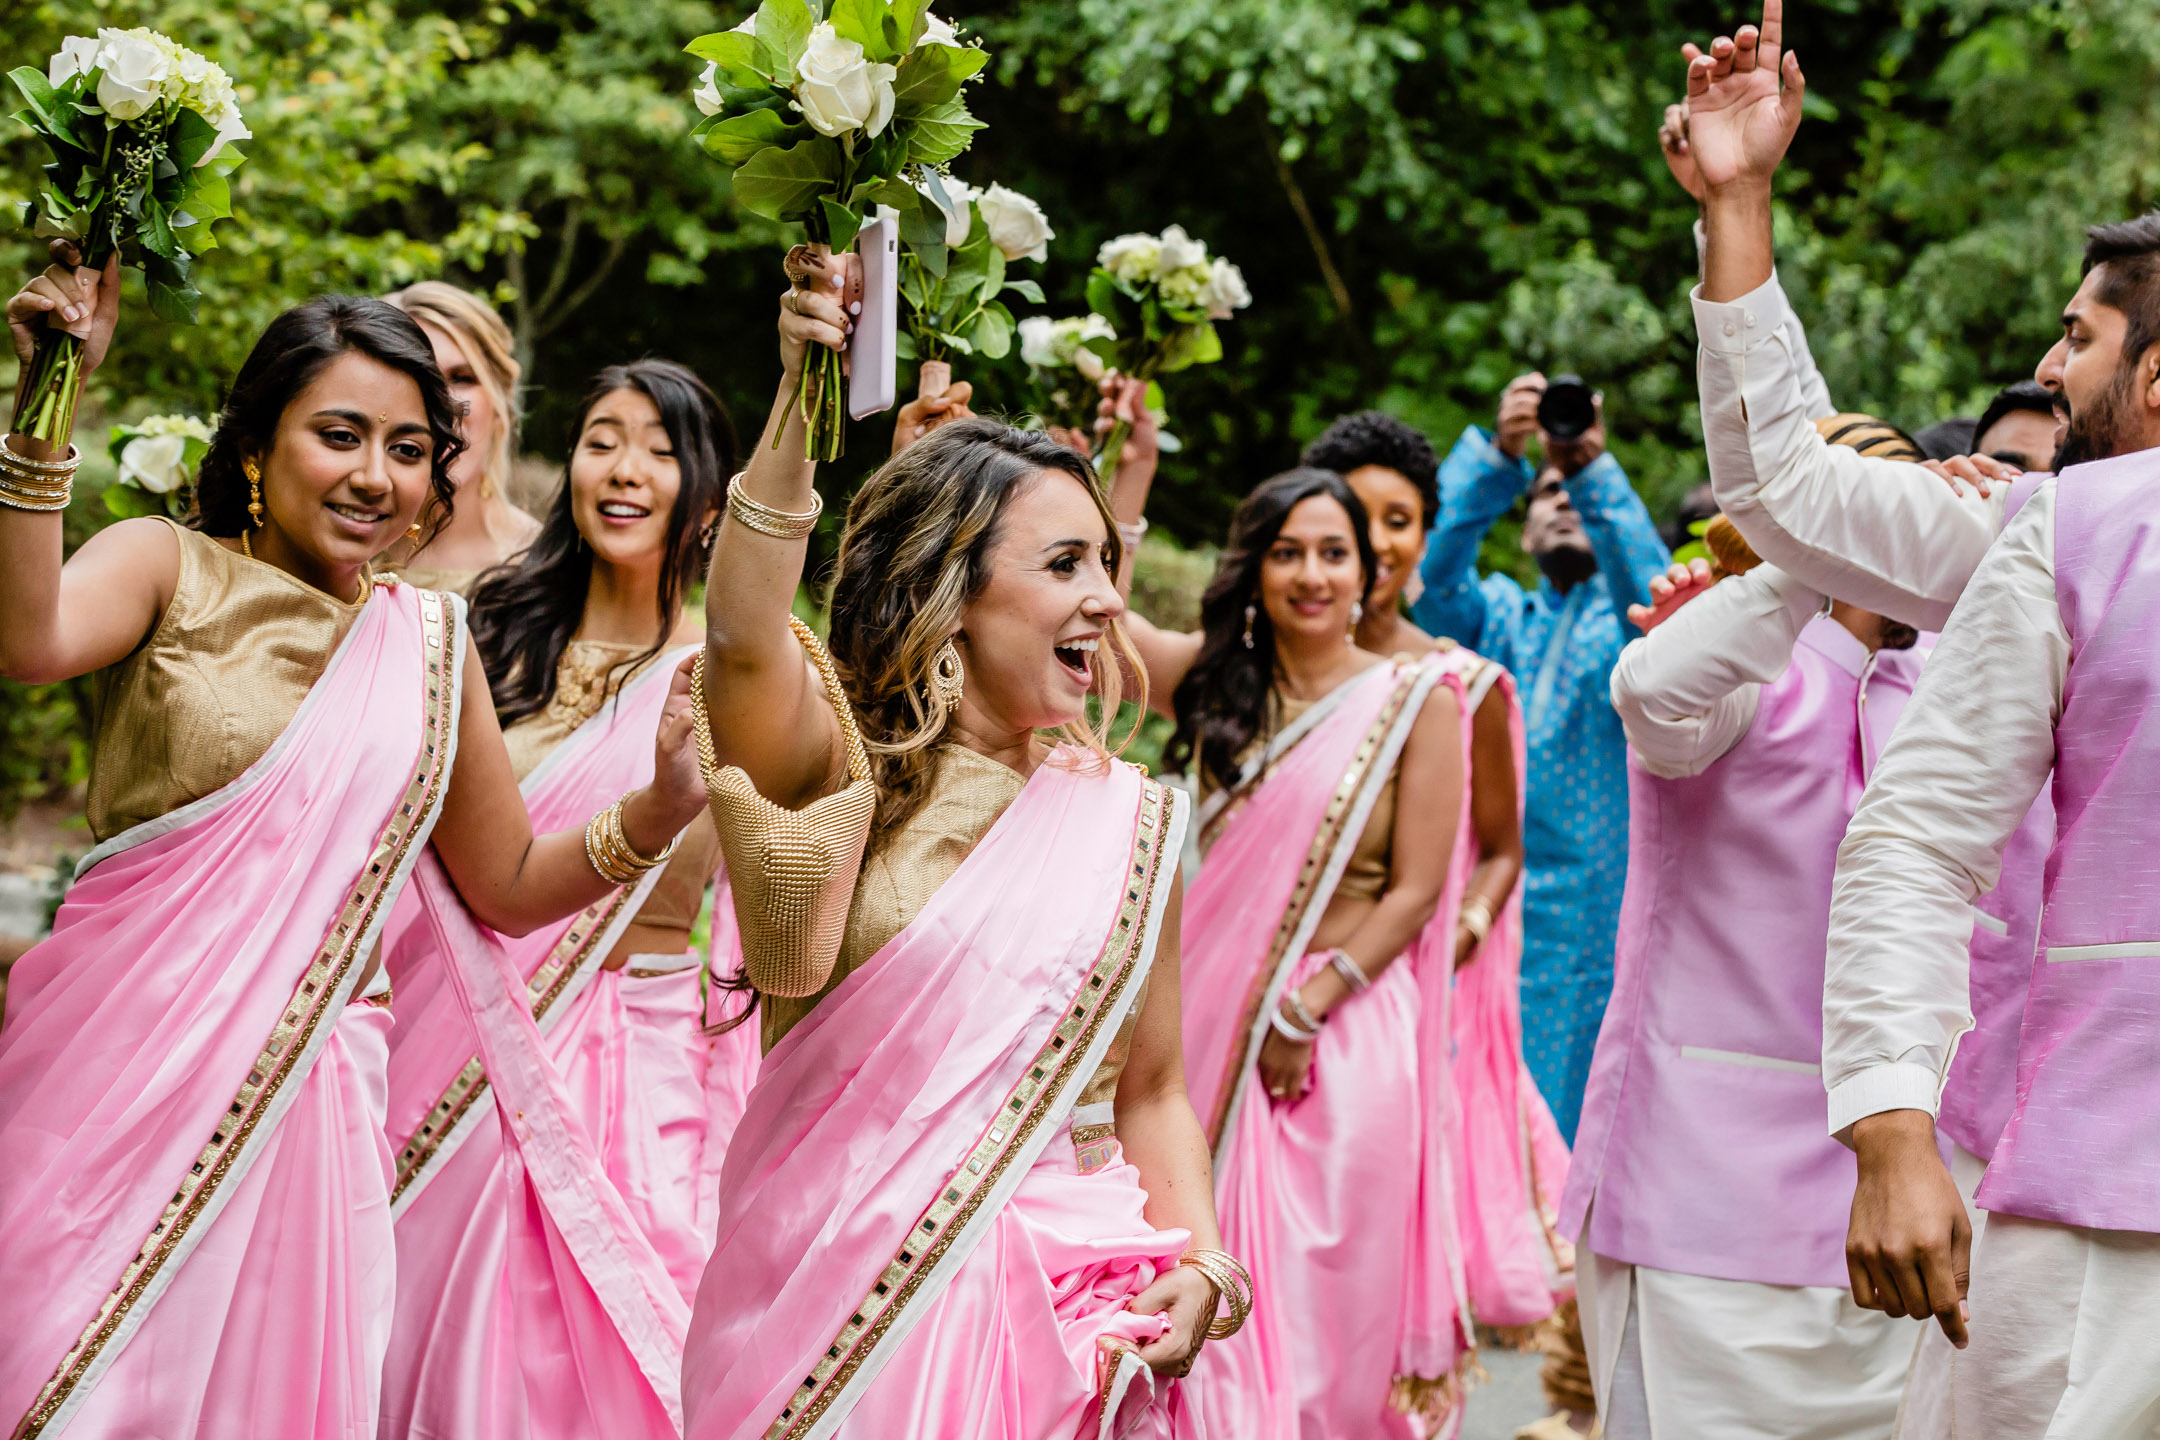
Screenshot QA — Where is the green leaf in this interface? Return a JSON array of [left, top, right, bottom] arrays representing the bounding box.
[[890, 43, 984, 116], [178, 169, 233, 224], [756, 0, 815, 85], [913, 236, 947, 278], [831, 0, 897, 62], [685, 30, 775, 88], [1005, 278, 1045, 304], [141, 205, 181, 262], [8, 69, 88, 152], [702, 107, 808, 166], [936, 329, 974, 356], [1157, 321, 1222, 374], [730, 135, 843, 223], [1085, 270, 1121, 322], [889, 0, 929, 52], [895, 329, 917, 360], [146, 262, 203, 325], [104, 484, 168, 521], [963, 301, 1012, 359], [904, 95, 983, 167], [821, 198, 864, 250]]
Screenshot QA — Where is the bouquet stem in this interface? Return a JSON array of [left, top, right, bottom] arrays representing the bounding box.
[[1095, 416, 1133, 482], [917, 360, 951, 403], [12, 328, 86, 448]]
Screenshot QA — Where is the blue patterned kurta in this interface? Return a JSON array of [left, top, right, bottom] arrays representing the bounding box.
[[1412, 427, 1669, 1142]]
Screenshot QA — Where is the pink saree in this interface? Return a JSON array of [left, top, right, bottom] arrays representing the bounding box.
[[1178, 657, 1475, 1439], [1433, 650, 1572, 1334], [680, 752, 1192, 1440], [0, 583, 459, 1439], [380, 645, 708, 1440]]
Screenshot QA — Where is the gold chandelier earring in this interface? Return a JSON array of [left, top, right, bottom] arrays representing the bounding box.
[[926, 638, 965, 716], [241, 458, 265, 557]]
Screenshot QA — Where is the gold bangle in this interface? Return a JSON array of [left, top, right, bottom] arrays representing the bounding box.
[[0, 474, 72, 511], [0, 437, 81, 474], [583, 796, 682, 885], [1458, 897, 1493, 946], [1177, 1248, 1254, 1339], [725, 472, 822, 540]]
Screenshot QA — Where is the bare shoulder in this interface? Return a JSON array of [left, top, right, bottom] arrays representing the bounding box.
[[69, 514, 183, 598]]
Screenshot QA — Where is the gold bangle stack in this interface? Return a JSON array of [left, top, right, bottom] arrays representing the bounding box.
[[584, 796, 682, 885], [1458, 896, 1494, 947], [0, 436, 79, 512], [725, 472, 822, 539], [1178, 1248, 1255, 1340]]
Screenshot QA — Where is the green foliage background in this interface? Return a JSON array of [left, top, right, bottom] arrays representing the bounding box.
[[2, 0, 2156, 819]]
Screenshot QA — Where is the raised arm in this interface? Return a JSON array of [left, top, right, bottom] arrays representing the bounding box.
[[1096, 375, 1205, 717], [1410, 406, 1538, 649], [699, 267, 854, 809], [1610, 559, 1822, 777], [1546, 403, 1671, 617], [1684, 1, 1997, 628]]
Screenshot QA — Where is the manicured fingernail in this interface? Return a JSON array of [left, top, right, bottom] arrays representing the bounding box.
[[830, 274, 842, 287], [65, 305, 81, 321], [849, 301, 861, 315]]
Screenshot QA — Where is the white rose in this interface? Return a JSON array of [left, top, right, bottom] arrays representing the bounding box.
[[1157, 225, 1209, 274], [693, 60, 724, 116], [916, 175, 975, 247], [1202, 257, 1251, 319], [1158, 261, 1213, 309], [118, 433, 191, 495], [48, 36, 100, 89], [1072, 345, 1106, 383], [793, 24, 897, 139], [732, 13, 757, 32], [1018, 315, 1061, 369], [94, 29, 171, 121], [917, 12, 962, 47], [975, 183, 1052, 263], [1097, 232, 1161, 285]]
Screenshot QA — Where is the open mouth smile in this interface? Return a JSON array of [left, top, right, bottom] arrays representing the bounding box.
[[598, 500, 652, 525], [1054, 636, 1098, 683]]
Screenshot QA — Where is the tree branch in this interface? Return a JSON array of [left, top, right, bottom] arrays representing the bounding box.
[[535, 231, 630, 341], [532, 198, 585, 322], [1257, 106, 1360, 339]]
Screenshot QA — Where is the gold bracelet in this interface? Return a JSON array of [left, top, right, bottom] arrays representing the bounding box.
[[1458, 896, 1493, 947], [725, 472, 823, 540], [0, 437, 81, 474], [583, 796, 682, 885], [0, 439, 79, 512], [1177, 1248, 1254, 1339]]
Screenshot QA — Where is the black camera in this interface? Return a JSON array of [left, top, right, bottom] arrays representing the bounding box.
[[1537, 374, 1597, 443]]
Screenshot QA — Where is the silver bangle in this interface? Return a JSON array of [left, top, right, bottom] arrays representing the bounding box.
[[1281, 987, 1323, 1034], [1116, 516, 1149, 554], [1270, 1008, 1317, 1044], [1328, 948, 1371, 994]]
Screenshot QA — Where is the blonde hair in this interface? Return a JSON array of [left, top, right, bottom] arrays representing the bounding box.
[[826, 417, 1142, 852], [383, 281, 522, 497]]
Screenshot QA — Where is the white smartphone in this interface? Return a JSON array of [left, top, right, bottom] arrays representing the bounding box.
[[849, 214, 898, 420]]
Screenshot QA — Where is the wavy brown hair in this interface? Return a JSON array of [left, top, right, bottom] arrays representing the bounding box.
[[826, 417, 1141, 851]]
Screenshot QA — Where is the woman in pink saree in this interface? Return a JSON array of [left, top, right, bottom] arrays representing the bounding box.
[[1114, 440, 1470, 1435], [379, 359, 757, 1438], [0, 253, 707, 1438], [680, 259, 1237, 1440]]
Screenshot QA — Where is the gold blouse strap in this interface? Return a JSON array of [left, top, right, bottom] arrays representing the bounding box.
[[691, 617, 878, 999]]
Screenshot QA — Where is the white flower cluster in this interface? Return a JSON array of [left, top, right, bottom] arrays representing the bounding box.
[[909, 175, 1052, 261], [696, 11, 966, 139], [1019, 314, 1116, 379], [1096, 225, 1250, 320], [116, 414, 216, 495], [48, 29, 251, 165]]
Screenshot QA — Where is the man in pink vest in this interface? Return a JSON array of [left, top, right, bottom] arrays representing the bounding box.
[[1685, 2, 2160, 1431], [1561, 427, 1926, 1438]]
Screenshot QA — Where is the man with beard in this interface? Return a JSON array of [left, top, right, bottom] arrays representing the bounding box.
[[1686, 2, 2160, 1431], [1414, 376, 1670, 1148]]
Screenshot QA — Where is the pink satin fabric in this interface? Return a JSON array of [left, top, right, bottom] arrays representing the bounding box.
[[1179, 660, 1472, 1437], [382, 648, 707, 1438], [0, 585, 445, 1437], [681, 753, 1193, 1440], [694, 886, 763, 1253], [1434, 653, 1572, 1329]]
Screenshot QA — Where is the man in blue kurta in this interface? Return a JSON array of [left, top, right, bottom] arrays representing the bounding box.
[[1413, 373, 1669, 1142]]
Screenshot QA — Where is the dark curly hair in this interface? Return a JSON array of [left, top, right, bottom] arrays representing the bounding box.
[[471, 360, 738, 727], [1167, 467, 1377, 793], [190, 295, 464, 541], [1299, 410, 1441, 532]]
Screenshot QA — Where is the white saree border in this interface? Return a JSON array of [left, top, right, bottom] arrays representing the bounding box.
[[388, 645, 693, 1213], [1192, 667, 1371, 847], [19, 589, 465, 1440], [772, 778, 1191, 1440], [1204, 660, 1440, 1165]]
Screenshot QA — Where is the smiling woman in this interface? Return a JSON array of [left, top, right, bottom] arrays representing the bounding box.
[[0, 253, 710, 1438]]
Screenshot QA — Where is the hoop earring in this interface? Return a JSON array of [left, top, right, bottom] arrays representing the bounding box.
[[1242, 603, 1257, 651], [926, 638, 965, 716], [244, 459, 264, 530]]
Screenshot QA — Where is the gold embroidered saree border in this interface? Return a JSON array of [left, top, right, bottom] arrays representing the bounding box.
[[762, 780, 1173, 1440], [388, 883, 634, 1203], [1202, 667, 1421, 1148], [15, 593, 459, 1440]]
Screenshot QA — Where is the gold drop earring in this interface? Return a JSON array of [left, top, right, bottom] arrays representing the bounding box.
[[241, 458, 264, 558]]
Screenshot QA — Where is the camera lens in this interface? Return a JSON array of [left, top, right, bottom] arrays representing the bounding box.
[[1538, 375, 1596, 443]]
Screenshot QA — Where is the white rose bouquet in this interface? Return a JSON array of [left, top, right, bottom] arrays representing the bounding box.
[[685, 0, 989, 459], [104, 412, 215, 519], [8, 31, 248, 446], [1017, 314, 1113, 432], [1085, 225, 1250, 474], [889, 176, 1049, 398]]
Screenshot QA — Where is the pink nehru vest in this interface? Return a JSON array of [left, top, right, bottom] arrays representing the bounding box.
[[1561, 616, 1923, 1288], [1977, 450, 2160, 1231], [1939, 471, 2052, 1162]]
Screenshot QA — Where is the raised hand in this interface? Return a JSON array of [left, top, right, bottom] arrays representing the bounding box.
[[890, 380, 975, 456], [1494, 373, 1546, 461], [7, 241, 120, 374], [1095, 373, 1159, 470], [1627, 558, 1716, 632], [1682, 0, 1806, 198]]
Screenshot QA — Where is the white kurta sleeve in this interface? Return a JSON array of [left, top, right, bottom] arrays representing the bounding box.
[[1694, 273, 2004, 631], [1610, 563, 1826, 778], [1822, 482, 2067, 1138]]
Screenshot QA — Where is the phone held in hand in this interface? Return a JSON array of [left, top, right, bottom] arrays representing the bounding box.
[[849, 215, 898, 421]]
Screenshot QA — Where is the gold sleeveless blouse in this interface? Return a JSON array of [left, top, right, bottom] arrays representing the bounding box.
[[757, 744, 1150, 1111], [85, 520, 368, 843], [1208, 688, 1399, 904], [502, 639, 719, 935]]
